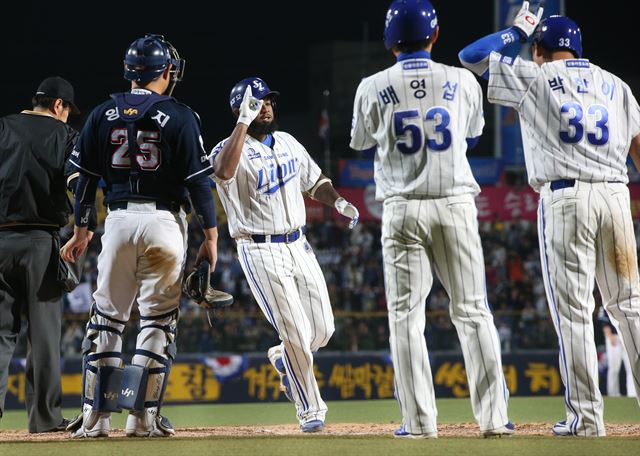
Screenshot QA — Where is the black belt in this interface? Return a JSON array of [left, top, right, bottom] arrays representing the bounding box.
[[549, 179, 623, 191], [108, 201, 182, 212], [549, 179, 576, 191], [251, 227, 306, 243]]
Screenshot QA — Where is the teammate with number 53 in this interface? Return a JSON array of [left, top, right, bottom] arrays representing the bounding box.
[[350, 0, 512, 439], [460, 1, 640, 437]]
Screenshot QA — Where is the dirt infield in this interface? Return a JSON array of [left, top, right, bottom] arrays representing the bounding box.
[[2, 422, 640, 441]]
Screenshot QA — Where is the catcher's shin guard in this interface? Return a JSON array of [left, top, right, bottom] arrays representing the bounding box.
[[124, 308, 178, 437], [69, 305, 125, 436]]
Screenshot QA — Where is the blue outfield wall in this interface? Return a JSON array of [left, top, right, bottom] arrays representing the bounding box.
[[3, 351, 569, 410]]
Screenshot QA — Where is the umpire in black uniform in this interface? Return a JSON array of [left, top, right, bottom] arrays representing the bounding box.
[[0, 76, 80, 432]]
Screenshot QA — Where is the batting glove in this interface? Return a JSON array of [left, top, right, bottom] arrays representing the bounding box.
[[237, 86, 263, 126], [335, 197, 359, 229], [512, 1, 544, 41]]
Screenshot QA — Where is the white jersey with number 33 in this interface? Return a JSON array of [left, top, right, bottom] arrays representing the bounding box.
[[488, 52, 640, 191], [350, 56, 484, 200]]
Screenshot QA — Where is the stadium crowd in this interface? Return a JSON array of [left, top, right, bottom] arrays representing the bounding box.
[[33, 213, 626, 357]]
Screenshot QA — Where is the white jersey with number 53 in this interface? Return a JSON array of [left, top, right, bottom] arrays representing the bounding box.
[[350, 56, 484, 200], [488, 53, 640, 191]]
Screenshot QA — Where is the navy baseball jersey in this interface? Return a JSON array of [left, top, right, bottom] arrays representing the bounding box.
[[69, 88, 211, 205]]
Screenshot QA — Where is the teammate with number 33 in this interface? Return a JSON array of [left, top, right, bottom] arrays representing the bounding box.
[[460, 1, 640, 437], [350, 0, 512, 439]]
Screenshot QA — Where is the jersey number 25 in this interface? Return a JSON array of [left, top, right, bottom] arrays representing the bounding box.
[[110, 128, 162, 170], [393, 107, 452, 154]]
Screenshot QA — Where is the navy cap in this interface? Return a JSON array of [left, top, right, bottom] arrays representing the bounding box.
[[35, 76, 80, 114]]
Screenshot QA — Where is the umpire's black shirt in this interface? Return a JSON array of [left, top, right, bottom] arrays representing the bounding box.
[[0, 111, 77, 229]]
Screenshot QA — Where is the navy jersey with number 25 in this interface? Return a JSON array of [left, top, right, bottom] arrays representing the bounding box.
[[69, 88, 212, 206]]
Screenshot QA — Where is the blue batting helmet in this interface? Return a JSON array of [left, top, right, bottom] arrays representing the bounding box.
[[383, 0, 438, 49], [229, 77, 280, 110], [532, 16, 582, 58], [124, 34, 185, 83]]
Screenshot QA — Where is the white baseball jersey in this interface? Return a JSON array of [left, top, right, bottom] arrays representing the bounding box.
[[350, 56, 484, 200], [489, 53, 640, 436], [210, 130, 334, 426], [352, 53, 510, 436], [210, 131, 321, 238], [488, 52, 640, 191]]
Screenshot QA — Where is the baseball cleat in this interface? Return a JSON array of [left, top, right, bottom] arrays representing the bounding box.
[[300, 419, 324, 433], [393, 425, 437, 439], [552, 420, 575, 436], [483, 421, 515, 438], [68, 414, 111, 438], [125, 412, 175, 437], [267, 345, 293, 402]]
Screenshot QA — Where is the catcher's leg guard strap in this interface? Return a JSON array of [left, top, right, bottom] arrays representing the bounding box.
[[81, 305, 125, 411], [132, 310, 178, 410]]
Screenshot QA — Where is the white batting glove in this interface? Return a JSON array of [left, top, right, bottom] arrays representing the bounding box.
[[335, 197, 359, 230], [237, 86, 263, 126], [512, 1, 544, 40]]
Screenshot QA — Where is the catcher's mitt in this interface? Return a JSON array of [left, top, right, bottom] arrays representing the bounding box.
[[182, 260, 234, 310]]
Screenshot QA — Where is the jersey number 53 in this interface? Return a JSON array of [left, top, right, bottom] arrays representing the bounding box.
[[393, 107, 452, 154]]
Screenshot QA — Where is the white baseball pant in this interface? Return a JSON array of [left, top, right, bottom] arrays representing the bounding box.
[[538, 181, 640, 437], [382, 194, 510, 435], [237, 235, 334, 424]]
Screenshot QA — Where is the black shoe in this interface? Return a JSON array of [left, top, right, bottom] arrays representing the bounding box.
[[42, 418, 71, 433]]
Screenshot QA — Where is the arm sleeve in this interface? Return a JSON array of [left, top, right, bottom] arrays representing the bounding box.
[[458, 28, 521, 78], [487, 52, 540, 109], [185, 175, 217, 228], [298, 146, 323, 192], [73, 173, 100, 227], [349, 78, 377, 151], [178, 111, 213, 182]]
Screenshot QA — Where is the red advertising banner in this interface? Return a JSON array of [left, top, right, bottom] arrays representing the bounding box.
[[305, 185, 640, 223], [475, 186, 539, 221]]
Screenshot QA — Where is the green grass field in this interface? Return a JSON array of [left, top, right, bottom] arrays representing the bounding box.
[[1, 397, 639, 455]]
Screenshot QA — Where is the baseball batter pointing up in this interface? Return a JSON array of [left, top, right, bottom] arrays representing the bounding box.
[[210, 77, 359, 433], [460, 1, 640, 436], [350, 0, 512, 438]]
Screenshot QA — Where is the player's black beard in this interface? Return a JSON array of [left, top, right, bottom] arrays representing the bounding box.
[[248, 119, 279, 137]]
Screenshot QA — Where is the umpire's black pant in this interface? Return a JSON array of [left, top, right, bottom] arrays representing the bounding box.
[[0, 229, 63, 432]]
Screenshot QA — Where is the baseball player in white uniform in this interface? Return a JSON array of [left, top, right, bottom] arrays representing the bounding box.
[[210, 77, 359, 433], [460, 1, 640, 436], [350, 0, 512, 438]]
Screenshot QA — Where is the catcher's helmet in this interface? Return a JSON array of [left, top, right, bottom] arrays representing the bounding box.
[[532, 16, 582, 58], [124, 34, 185, 84], [229, 77, 280, 111], [383, 0, 438, 49]]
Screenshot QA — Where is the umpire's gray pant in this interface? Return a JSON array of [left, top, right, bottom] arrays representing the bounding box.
[[0, 229, 64, 432]]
